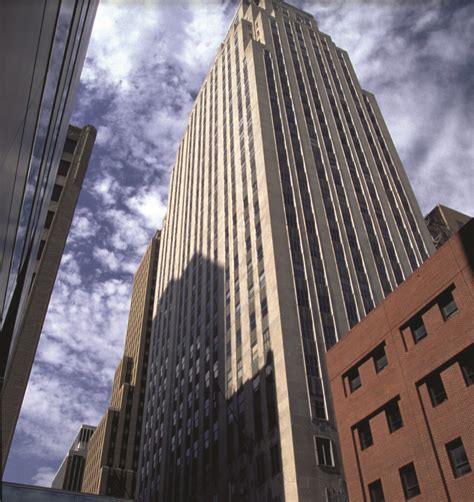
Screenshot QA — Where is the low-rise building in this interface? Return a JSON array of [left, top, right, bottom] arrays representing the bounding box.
[[327, 219, 473, 501]]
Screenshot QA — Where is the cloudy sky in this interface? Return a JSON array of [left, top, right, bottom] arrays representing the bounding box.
[[5, 0, 473, 487]]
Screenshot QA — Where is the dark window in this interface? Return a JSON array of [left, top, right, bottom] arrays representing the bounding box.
[[44, 210, 55, 230], [399, 462, 420, 500], [315, 437, 334, 466], [358, 420, 373, 450], [249, 312, 256, 330], [64, 137, 77, 154], [410, 316, 427, 343], [36, 240, 46, 261], [446, 437, 471, 478], [459, 347, 474, 386], [51, 183, 62, 202], [347, 367, 361, 393], [439, 290, 458, 320], [426, 373, 447, 407], [57, 159, 70, 177], [373, 345, 388, 373], [261, 297, 268, 317], [368, 479, 385, 502], [256, 454, 265, 485], [270, 444, 281, 476], [386, 400, 403, 433]]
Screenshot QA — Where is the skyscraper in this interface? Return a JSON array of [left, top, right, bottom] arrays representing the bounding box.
[[1, 0, 98, 470], [52, 424, 96, 492], [138, 1, 433, 501], [1, 124, 97, 471], [82, 233, 160, 498]]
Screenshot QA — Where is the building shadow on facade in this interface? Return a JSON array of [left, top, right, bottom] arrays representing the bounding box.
[[137, 254, 285, 502]]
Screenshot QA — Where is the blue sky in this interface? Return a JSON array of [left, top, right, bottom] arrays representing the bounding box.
[[5, 0, 474, 487]]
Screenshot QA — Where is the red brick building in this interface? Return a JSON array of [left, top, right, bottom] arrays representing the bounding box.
[[327, 219, 474, 501]]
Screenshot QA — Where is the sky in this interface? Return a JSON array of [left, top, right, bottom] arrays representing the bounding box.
[[5, 0, 474, 488]]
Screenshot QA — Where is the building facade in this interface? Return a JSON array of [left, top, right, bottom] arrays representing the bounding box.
[[138, 1, 433, 501], [425, 204, 471, 249], [327, 219, 474, 502], [1, 124, 97, 471], [52, 425, 97, 492], [82, 233, 160, 498]]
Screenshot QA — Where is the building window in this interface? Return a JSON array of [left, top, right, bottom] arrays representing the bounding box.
[[446, 437, 472, 478], [58, 159, 70, 177], [347, 367, 361, 393], [438, 290, 458, 320], [399, 462, 421, 500], [386, 400, 403, 433], [410, 316, 427, 344], [315, 437, 334, 467], [256, 454, 265, 485], [64, 137, 77, 154], [270, 444, 281, 476], [459, 346, 474, 386], [426, 373, 447, 407], [358, 420, 373, 450], [368, 479, 385, 502], [51, 183, 62, 202], [373, 344, 388, 373]]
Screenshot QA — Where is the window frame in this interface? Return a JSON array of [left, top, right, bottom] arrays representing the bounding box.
[[446, 437, 472, 478], [315, 436, 335, 467], [399, 462, 421, 500]]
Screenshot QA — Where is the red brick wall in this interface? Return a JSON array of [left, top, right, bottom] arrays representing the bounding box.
[[327, 221, 474, 501]]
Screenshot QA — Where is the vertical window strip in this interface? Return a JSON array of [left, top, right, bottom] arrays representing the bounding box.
[[288, 22, 375, 315]]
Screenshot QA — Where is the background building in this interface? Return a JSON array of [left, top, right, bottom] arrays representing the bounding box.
[[327, 219, 474, 502], [137, 1, 433, 501], [425, 204, 471, 249], [52, 425, 97, 492], [0, 0, 98, 468], [1, 124, 97, 471], [82, 233, 160, 498], [3, 481, 131, 502]]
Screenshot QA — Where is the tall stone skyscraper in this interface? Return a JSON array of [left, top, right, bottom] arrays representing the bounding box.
[[82, 232, 160, 498], [138, 1, 433, 501]]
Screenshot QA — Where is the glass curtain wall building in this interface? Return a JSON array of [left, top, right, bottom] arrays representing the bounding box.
[[138, 1, 433, 501], [0, 0, 98, 395]]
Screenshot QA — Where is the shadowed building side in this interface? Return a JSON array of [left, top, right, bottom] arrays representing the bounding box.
[[81, 233, 160, 498], [1, 124, 97, 471]]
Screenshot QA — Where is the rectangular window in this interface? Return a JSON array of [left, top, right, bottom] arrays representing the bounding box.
[[368, 479, 385, 502], [315, 437, 334, 466], [261, 297, 268, 317], [410, 316, 427, 343], [270, 444, 281, 476], [358, 420, 373, 450], [347, 367, 361, 393], [63, 137, 77, 154], [386, 400, 403, 433], [51, 183, 62, 202], [57, 159, 70, 177], [446, 437, 471, 478], [460, 346, 474, 386], [426, 373, 447, 407], [439, 290, 458, 320], [256, 454, 265, 485], [373, 344, 388, 373], [399, 462, 421, 500]]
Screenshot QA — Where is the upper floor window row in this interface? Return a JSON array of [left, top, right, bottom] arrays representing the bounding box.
[[344, 343, 388, 394], [403, 285, 458, 346]]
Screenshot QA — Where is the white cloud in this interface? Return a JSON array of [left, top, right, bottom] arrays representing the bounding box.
[[31, 467, 58, 487]]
